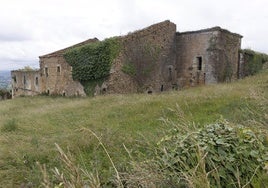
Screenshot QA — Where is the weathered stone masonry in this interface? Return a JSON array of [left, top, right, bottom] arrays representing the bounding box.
[[11, 20, 243, 97], [11, 70, 40, 97], [39, 38, 99, 97], [176, 27, 242, 87], [105, 20, 177, 94]]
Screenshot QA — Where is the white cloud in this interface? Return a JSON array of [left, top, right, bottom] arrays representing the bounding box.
[[0, 0, 268, 70]]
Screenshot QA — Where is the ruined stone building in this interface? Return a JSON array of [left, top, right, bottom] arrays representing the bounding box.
[[11, 20, 244, 97], [12, 38, 98, 97], [11, 69, 40, 97]]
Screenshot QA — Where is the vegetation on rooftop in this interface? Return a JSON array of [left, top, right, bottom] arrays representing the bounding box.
[[18, 66, 39, 71]]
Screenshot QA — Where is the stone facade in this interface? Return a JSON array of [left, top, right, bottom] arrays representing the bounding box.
[[39, 38, 99, 96], [11, 70, 40, 97], [176, 27, 242, 88], [11, 20, 243, 97], [104, 20, 177, 94], [104, 22, 242, 93]]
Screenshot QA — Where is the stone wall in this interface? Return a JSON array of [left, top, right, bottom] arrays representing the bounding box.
[[39, 56, 85, 96], [176, 30, 212, 88], [11, 70, 40, 97], [214, 30, 242, 82], [175, 27, 242, 88], [39, 38, 98, 96], [104, 20, 177, 94]]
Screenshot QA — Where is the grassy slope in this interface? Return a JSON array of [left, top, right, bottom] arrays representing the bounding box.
[[0, 70, 267, 187]]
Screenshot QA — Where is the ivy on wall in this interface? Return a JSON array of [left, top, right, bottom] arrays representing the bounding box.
[[121, 40, 161, 86], [241, 49, 268, 76], [64, 37, 120, 81]]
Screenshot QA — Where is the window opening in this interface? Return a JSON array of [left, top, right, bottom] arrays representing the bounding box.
[[197, 57, 202, 71], [57, 66, 60, 73], [169, 67, 172, 78], [45, 67, 48, 77], [35, 77, 39, 85], [23, 75, 26, 85]]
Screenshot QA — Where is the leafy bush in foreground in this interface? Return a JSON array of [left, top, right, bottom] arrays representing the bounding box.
[[157, 120, 268, 187], [38, 120, 268, 188]]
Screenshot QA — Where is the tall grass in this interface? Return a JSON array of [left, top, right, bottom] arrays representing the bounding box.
[[0, 70, 267, 187]]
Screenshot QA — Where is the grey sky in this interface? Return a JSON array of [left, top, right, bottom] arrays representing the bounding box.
[[0, 0, 267, 70]]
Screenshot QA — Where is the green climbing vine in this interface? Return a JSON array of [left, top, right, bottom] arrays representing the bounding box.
[[121, 40, 161, 85], [241, 49, 268, 76], [64, 37, 121, 81]]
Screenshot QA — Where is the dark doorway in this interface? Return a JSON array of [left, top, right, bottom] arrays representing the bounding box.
[[160, 85, 164, 92]]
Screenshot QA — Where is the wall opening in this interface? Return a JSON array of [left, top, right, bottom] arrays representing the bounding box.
[[197, 56, 202, 71], [57, 65, 61, 73], [167, 65, 174, 81], [160, 85, 164, 92], [45, 67, 48, 77], [23, 75, 26, 85], [35, 77, 39, 86], [13, 76, 17, 83], [172, 84, 178, 90], [168, 67, 172, 80]]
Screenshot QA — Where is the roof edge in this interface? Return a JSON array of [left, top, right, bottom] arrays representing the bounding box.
[[176, 26, 243, 38], [39, 37, 99, 58]]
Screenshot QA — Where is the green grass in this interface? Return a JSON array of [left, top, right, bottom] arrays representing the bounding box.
[[0, 70, 267, 187]]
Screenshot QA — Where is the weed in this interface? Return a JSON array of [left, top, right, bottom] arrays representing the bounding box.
[[1, 118, 18, 132]]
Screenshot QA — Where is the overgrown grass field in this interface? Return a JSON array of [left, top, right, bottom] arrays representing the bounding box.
[[0, 70, 267, 187]]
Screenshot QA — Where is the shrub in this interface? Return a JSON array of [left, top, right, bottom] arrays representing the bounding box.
[[1, 119, 18, 132], [0, 89, 11, 100], [242, 49, 268, 76], [157, 120, 268, 187]]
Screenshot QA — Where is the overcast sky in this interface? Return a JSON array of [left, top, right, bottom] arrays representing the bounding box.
[[1, 0, 268, 70]]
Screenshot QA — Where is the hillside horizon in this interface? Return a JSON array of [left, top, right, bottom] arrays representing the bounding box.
[[0, 70, 11, 89]]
